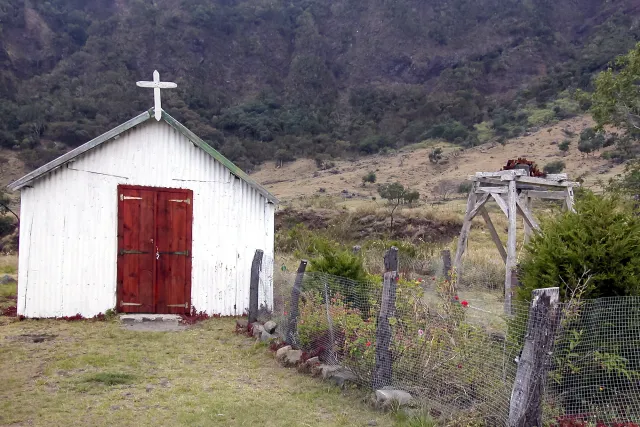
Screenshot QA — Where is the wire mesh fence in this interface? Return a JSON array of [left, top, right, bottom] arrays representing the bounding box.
[[270, 269, 640, 426]]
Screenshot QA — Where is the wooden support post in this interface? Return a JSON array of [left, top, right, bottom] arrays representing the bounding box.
[[505, 179, 518, 315], [508, 287, 560, 427], [469, 193, 491, 219], [248, 249, 264, 324], [453, 182, 478, 275], [285, 260, 308, 345], [522, 192, 532, 245], [480, 208, 507, 263], [491, 192, 510, 218], [516, 197, 540, 234], [322, 275, 336, 364], [373, 247, 399, 389], [441, 249, 452, 281], [565, 186, 575, 213]]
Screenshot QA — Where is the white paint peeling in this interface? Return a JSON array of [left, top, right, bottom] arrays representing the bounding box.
[[16, 120, 274, 318]]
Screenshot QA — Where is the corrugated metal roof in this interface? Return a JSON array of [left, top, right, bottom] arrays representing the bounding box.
[[7, 108, 279, 204]]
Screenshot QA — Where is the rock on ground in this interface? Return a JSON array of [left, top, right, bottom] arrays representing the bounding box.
[[275, 345, 292, 362], [283, 349, 303, 367], [263, 320, 277, 334], [259, 330, 278, 342], [374, 389, 414, 409]]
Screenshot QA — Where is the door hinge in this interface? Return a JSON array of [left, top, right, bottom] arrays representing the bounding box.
[[167, 302, 189, 308], [120, 194, 143, 201], [120, 301, 142, 307], [168, 198, 190, 204], [158, 250, 189, 256], [119, 249, 149, 255]]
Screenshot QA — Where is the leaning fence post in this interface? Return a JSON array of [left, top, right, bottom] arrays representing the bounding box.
[[441, 249, 452, 281], [285, 259, 308, 345], [372, 247, 399, 389], [508, 287, 560, 427], [248, 249, 264, 324]]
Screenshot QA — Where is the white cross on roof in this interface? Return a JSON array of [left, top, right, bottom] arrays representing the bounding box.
[[136, 70, 177, 121]]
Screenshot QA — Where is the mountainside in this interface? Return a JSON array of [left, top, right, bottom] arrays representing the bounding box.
[[1, 0, 639, 172]]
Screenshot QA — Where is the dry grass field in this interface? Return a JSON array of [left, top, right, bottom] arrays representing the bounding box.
[[252, 115, 622, 204]]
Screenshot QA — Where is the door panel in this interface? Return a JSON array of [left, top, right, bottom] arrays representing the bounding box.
[[117, 186, 193, 314], [117, 188, 155, 313], [155, 190, 192, 314]]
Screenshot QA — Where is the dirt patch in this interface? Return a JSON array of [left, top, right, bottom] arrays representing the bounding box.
[[276, 208, 460, 243], [8, 333, 56, 343]]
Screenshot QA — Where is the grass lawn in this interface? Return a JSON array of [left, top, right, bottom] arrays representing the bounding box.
[[0, 315, 402, 427]]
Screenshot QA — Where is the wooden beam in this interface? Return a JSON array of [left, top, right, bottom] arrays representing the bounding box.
[[248, 249, 264, 323], [468, 176, 507, 186], [503, 175, 579, 188], [475, 170, 527, 178], [453, 182, 479, 275], [521, 192, 532, 245], [516, 197, 540, 233], [476, 186, 509, 194], [480, 208, 507, 263], [373, 268, 399, 389], [469, 193, 490, 219], [285, 260, 308, 345], [508, 287, 560, 427], [491, 192, 510, 217], [526, 190, 566, 200], [545, 173, 568, 181], [505, 180, 518, 315]]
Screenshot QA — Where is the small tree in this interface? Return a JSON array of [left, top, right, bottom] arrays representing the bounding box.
[[362, 171, 376, 186], [428, 147, 443, 164], [543, 160, 566, 174], [434, 179, 457, 201], [403, 190, 420, 206], [275, 149, 295, 167], [378, 182, 406, 232], [578, 140, 594, 157], [558, 139, 571, 155], [591, 42, 640, 140]]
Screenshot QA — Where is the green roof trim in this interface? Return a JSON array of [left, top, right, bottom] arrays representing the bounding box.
[[7, 108, 279, 204]]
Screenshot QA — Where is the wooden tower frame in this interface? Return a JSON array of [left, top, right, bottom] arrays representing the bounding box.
[[453, 169, 579, 313]]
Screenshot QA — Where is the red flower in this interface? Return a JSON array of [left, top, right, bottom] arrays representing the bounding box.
[[284, 311, 288, 316], [457, 364, 462, 369], [454, 296, 459, 301], [366, 341, 371, 347], [432, 277, 435, 281], [461, 300, 469, 307]]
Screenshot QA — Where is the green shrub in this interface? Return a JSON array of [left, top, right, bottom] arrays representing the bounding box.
[[458, 181, 472, 193], [518, 191, 640, 301], [309, 248, 367, 284], [543, 160, 565, 174], [362, 171, 376, 185]]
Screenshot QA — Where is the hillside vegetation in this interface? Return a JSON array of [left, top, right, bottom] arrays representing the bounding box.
[[1, 0, 640, 171]]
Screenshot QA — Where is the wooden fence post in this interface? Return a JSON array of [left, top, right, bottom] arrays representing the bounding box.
[[248, 249, 264, 324], [285, 260, 308, 345], [441, 249, 452, 281], [372, 247, 399, 389], [508, 287, 560, 427]]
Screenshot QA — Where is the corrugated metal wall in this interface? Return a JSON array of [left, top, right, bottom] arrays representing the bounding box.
[[16, 121, 275, 317]]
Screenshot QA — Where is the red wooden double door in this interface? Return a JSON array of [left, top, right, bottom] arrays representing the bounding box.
[[117, 185, 193, 314]]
